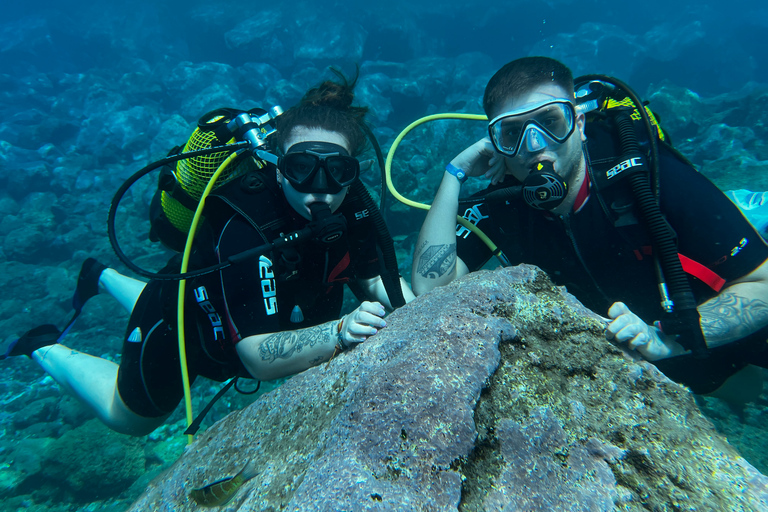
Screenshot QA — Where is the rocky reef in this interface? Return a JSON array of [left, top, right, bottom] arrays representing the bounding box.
[[129, 266, 768, 511]]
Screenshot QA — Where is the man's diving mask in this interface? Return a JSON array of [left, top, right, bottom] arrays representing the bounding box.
[[488, 99, 576, 157], [278, 142, 360, 194]]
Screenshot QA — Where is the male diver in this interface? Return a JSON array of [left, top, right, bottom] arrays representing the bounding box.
[[413, 56, 768, 396]]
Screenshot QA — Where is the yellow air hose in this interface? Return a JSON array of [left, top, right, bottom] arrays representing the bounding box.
[[177, 150, 242, 443], [384, 113, 507, 262]]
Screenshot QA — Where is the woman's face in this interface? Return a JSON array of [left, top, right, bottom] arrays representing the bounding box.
[[278, 127, 352, 220]]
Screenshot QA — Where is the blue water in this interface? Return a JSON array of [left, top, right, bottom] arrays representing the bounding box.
[[1, 0, 767, 509]]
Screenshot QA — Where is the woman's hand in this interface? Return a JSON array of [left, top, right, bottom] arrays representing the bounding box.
[[339, 301, 387, 347]]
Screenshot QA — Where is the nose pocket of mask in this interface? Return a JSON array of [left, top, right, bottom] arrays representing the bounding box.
[[523, 126, 550, 153]]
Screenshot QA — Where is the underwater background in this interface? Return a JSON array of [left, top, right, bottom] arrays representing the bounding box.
[[1, 0, 767, 509]]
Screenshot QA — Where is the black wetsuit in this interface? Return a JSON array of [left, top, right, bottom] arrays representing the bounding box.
[[117, 172, 382, 417], [457, 123, 768, 394]]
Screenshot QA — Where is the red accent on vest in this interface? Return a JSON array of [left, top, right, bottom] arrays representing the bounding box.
[[327, 251, 352, 290], [678, 253, 726, 292]]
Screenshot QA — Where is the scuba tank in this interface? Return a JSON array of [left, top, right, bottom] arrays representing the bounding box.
[[150, 110, 273, 253], [108, 106, 283, 280]]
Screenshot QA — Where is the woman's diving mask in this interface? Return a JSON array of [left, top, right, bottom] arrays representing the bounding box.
[[278, 142, 360, 194]]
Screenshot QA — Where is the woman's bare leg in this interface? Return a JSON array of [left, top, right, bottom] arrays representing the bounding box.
[[99, 269, 147, 314], [33, 344, 169, 436]]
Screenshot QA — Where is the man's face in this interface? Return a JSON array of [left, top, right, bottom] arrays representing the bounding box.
[[491, 83, 586, 185]]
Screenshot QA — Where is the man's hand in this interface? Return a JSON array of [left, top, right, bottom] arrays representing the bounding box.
[[339, 301, 387, 347], [450, 138, 507, 185], [605, 302, 688, 361]]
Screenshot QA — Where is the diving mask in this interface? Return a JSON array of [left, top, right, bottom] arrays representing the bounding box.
[[278, 142, 359, 194], [488, 99, 576, 157]]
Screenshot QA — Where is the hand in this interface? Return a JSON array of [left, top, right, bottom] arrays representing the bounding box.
[[605, 302, 687, 361], [450, 138, 507, 185], [339, 301, 387, 347]]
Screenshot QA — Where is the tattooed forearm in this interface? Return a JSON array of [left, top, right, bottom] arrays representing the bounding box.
[[698, 292, 768, 347], [416, 243, 456, 279], [259, 323, 334, 363]]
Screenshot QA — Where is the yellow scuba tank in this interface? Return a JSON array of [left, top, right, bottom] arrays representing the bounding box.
[[150, 109, 269, 253]]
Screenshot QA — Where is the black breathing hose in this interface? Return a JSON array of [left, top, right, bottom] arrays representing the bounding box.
[[357, 121, 388, 213], [458, 185, 522, 207], [614, 112, 708, 358], [577, 74, 661, 199], [350, 180, 406, 308]]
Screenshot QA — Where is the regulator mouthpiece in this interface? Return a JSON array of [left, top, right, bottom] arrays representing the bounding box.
[[308, 202, 347, 245], [522, 161, 568, 210]]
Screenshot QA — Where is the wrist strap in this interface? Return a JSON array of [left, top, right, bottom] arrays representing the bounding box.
[[446, 163, 468, 184], [336, 317, 348, 351]]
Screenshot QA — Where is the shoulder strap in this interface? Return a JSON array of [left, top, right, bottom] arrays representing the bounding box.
[[206, 166, 288, 241]]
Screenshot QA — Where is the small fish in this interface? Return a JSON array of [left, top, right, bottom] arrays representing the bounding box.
[[189, 459, 259, 507]]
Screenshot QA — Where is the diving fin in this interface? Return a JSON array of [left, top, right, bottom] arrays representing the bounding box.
[[1, 324, 62, 360]]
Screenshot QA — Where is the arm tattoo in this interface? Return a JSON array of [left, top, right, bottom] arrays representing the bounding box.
[[698, 292, 768, 346], [416, 243, 457, 279], [259, 323, 334, 363]]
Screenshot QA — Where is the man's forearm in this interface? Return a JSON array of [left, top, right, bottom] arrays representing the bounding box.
[[412, 172, 462, 295], [698, 283, 768, 347]]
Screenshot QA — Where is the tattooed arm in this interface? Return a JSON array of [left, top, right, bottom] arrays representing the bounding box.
[[413, 139, 506, 296], [235, 302, 387, 380], [698, 257, 768, 347], [607, 257, 768, 359], [412, 171, 470, 296], [235, 321, 338, 381]]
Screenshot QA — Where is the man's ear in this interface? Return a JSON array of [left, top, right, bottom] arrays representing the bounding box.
[[576, 113, 587, 142]]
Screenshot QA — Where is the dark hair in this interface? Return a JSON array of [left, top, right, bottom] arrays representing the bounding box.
[[483, 57, 574, 118], [275, 68, 369, 156]]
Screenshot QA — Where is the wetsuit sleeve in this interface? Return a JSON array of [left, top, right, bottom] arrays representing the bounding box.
[[455, 200, 498, 271], [659, 145, 768, 283]]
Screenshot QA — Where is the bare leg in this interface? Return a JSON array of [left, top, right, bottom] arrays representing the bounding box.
[[99, 269, 147, 314], [33, 344, 169, 436]]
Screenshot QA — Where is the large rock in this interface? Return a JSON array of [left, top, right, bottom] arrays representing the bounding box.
[[130, 265, 767, 510]]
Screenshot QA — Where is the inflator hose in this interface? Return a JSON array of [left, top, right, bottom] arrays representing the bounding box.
[[576, 74, 661, 200], [614, 112, 708, 358]]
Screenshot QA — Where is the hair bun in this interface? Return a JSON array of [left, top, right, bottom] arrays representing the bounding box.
[[302, 68, 358, 111], [275, 67, 370, 156]]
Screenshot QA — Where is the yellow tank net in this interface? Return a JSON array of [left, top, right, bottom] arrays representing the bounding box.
[[604, 97, 666, 142], [161, 118, 253, 234]]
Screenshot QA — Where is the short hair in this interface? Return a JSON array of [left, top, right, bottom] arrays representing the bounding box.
[[275, 68, 369, 156], [483, 57, 575, 117]]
